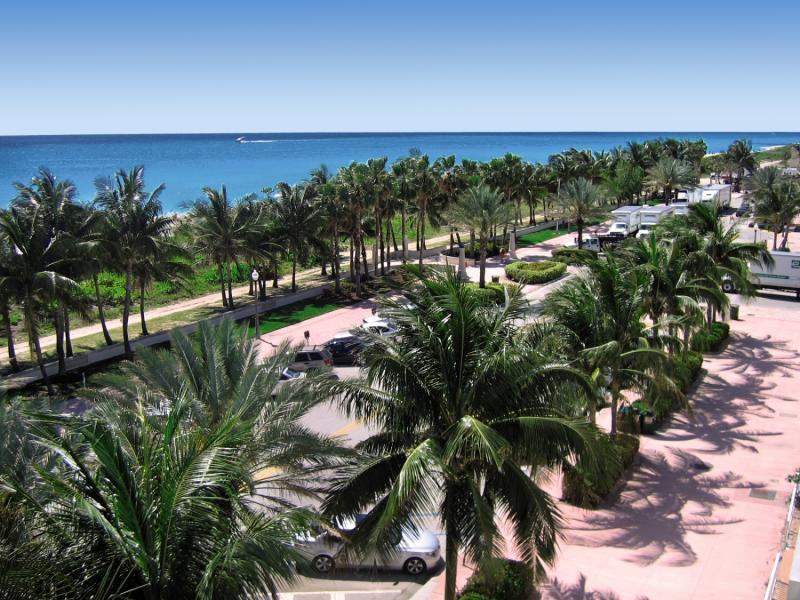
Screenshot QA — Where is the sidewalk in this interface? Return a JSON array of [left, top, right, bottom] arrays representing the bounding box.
[[418, 292, 800, 600]]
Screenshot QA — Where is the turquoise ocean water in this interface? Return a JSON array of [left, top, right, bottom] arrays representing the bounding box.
[[1, 132, 798, 212]]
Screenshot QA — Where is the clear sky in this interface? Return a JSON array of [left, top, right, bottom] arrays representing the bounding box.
[[1, 0, 798, 135]]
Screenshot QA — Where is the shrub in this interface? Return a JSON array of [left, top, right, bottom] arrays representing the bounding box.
[[551, 247, 597, 265], [446, 241, 505, 260], [562, 433, 639, 508], [459, 559, 534, 600], [468, 283, 508, 306], [505, 260, 566, 284], [691, 322, 730, 352], [672, 350, 704, 391]]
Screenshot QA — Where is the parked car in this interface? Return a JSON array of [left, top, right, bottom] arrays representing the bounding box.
[[324, 332, 364, 366], [271, 368, 306, 397], [361, 319, 397, 337], [289, 347, 334, 372], [294, 515, 440, 575]]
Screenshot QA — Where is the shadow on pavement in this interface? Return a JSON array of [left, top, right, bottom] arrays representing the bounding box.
[[545, 573, 650, 600], [563, 448, 757, 567]]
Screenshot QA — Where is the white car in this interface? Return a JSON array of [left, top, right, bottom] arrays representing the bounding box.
[[294, 516, 440, 575], [608, 222, 629, 237], [361, 319, 397, 337], [636, 224, 653, 239], [566, 237, 601, 252]]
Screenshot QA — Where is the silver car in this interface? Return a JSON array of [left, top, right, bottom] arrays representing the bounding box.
[[295, 517, 440, 576]]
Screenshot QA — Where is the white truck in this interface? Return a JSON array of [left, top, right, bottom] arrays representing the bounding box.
[[609, 205, 643, 237], [701, 184, 732, 208], [733, 251, 800, 299], [675, 187, 703, 204], [636, 204, 676, 238]]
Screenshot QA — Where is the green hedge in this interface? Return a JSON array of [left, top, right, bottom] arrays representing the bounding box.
[[562, 433, 640, 508], [691, 322, 730, 353], [468, 283, 509, 306], [672, 350, 704, 391], [551, 247, 597, 265], [505, 260, 566, 284], [459, 559, 534, 600]]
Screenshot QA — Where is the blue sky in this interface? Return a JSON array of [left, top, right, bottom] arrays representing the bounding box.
[[1, 0, 798, 135]]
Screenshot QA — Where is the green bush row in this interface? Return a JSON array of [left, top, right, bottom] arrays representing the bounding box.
[[468, 283, 509, 306], [551, 247, 597, 265], [505, 260, 566, 284], [562, 433, 640, 508], [691, 322, 730, 353], [459, 558, 535, 600], [672, 350, 704, 391]]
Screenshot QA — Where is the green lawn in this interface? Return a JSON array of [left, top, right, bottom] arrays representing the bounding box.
[[248, 298, 351, 336], [517, 217, 607, 247]]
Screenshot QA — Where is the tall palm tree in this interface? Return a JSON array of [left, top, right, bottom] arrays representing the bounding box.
[[485, 153, 526, 229], [409, 155, 439, 268], [558, 178, 605, 248], [0, 237, 21, 371], [273, 183, 321, 292], [645, 156, 695, 205], [190, 185, 262, 309], [95, 166, 173, 356], [448, 184, 514, 288], [132, 237, 191, 336], [0, 206, 77, 395], [543, 255, 679, 435], [316, 273, 606, 600]]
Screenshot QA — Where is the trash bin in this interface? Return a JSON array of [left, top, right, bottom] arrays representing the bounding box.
[[491, 275, 500, 284], [730, 304, 740, 320]]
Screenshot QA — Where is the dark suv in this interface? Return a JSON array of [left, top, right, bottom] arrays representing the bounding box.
[[324, 334, 364, 366]]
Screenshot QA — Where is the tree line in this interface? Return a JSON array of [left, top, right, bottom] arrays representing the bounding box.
[[0, 136, 774, 394]]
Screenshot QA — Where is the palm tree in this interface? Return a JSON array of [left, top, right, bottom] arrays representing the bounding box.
[[543, 255, 679, 435], [684, 203, 772, 322], [95, 166, 173, 356], [409, 155, 439, 267], [750, 171, 800, 250], [645, 156, 695, 205], [558, 178, 605, 248], [316, 273, 606, 600], [190, 185, 262, 309], [273, 183, 321, 292], [0, 206, 77, 395], [132, 237, 191, 336], [1, 320, 345, 599], [726, 139, 758, 190], [448, 184, 514, 288], [0, 238, 21, 371], [620, 234, 724, 348]]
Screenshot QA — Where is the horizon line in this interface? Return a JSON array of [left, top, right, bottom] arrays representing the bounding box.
[[3, 130, 800, 139]]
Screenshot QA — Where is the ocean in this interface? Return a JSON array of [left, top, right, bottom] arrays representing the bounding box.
[[1, 132, 798, 212]]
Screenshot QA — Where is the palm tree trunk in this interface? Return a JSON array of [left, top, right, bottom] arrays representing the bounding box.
[[218, 263, 228, 307], [123, 267, 134, 356], [773, 230, 779, 251], [64, 308, 73, 357], [385, 218, 392, 272], [139, 279, 149, 336], [28, 318, 53, 396], [2, 305, 19, 372], [361, 237, 369, 277], [227, 262, 234, 309], [401, 207, 407, 261], [333, 226, 341, 294], [577, 218, 584, 249], [291, 256, 298, 292], [609, 382, 620, 436], [55, 307, 66, 376], [349, 238, 354, 282], [93, 274, 113, 345], [353, 234, 362, 294], [444, 512, 459, 600], [479, 247, 487, 288]]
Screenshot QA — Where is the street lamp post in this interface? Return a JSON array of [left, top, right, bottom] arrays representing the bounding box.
[[251, 269, 260, 340]]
